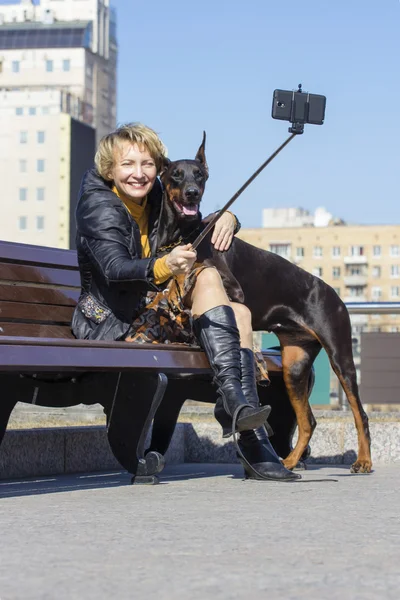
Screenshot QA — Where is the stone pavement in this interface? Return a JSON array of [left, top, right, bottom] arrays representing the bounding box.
[[0, 464, 399, 600]]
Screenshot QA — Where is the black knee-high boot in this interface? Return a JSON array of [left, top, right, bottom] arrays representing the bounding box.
[[238, 348, 301, 481], [193, 306, 270, 435]]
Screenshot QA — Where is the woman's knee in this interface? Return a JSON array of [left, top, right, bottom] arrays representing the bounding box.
[[196, 267, 224, 290]]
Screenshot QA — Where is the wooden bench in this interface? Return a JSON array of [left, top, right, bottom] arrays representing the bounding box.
[[0, 240, 310, 482]]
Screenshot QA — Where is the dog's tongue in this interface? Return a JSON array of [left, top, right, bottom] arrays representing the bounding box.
[[182, 203, 199, 216]]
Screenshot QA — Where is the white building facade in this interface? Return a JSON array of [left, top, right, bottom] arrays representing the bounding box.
[[0, 89, 95, 248], [0, 0, 117, 248]]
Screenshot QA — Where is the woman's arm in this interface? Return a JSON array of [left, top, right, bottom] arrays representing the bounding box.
[[82, 235, 158, 287]]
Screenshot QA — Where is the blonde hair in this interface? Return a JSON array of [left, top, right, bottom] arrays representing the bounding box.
[[94, 122, 168, 178]]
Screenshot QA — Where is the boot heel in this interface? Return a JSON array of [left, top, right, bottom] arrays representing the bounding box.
[[236, 405, 271, 432], [215, 404, 270, 437]]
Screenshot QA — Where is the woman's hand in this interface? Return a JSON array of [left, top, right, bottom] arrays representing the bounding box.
[[211, 212, 236, 251], [165, 244, 197, 275]]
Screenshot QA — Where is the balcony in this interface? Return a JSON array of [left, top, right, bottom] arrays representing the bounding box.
[[343, 295, 367, 303], [344, 276, 368, 287], [344, 255, 368, 265]]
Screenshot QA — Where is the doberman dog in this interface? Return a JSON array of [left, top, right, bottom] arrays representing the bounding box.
[[157, 133, 372, 474]]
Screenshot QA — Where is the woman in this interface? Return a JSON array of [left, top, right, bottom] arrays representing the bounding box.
[[72, 123, 298, 481]]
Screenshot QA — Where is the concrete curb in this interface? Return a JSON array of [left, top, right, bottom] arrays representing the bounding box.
[[1, 412, 400, 479]]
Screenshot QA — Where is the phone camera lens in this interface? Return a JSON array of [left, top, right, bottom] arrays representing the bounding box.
[[277, 101, 285, 108]]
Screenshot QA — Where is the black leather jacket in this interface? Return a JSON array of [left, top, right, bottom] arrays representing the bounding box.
[[72, 168, 165, 341]]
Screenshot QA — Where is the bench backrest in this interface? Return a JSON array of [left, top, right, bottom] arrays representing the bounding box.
[[0, 240, 80, 339]]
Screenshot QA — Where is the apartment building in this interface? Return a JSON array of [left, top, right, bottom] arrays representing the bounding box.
[[0, 0, 117, 141], [0, 89, 95, 248], [0, 0, 117, 248], [239, 207, 400, 333]]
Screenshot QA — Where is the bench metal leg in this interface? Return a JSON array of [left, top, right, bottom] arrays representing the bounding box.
[[106, 372, 168, 484], [148, 379, 196, 456], [0, 397, 18, 452]]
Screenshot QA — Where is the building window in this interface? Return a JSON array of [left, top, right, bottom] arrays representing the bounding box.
[[42, 106, 50, 115], [390, 286, 400, 298], [269, 244, 290, 258], [19, 188, 27, 201], [36, 216, 45, 231], [18, 216, 27, 230], [15, 107, 23, 116], [348, 286, 364, 297], [29, 107, 36, 116], [63, 59, 71, 72], [332, 246, 341, 257], [312, 267, 323, 278], [12, 60, 20, 73], [36, 187, 45, 201], [332, 266, 341, 279], [371, 287, 382, 300], [37, 131, 45, 144], [373, 245, 381, 257], [46, 60, 53, 72], [296, 247, 304, 258], [19, 159, 27, 173], [37, 159, 45, 172], [313, 246, 323, 258], [20, 131, 28, 144], [391, 265, 400, 278], [372, 266, 381, 278], [334, 287, 341, 296], [390, 326, 399, 333], [349, 266, 363, 276], [351, 245, 364, 256], [390, 245, 400, 257]]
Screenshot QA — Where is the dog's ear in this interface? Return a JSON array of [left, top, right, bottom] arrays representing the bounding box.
[[159, 156, 171, 179], [195, 131, 209, 178]]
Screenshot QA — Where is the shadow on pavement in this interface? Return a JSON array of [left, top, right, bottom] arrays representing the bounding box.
[[0, 464, 244, 498], [0, 463, 366, 498]]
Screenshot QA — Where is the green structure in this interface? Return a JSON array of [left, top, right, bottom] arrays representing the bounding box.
[[261, 332, 331, 406]]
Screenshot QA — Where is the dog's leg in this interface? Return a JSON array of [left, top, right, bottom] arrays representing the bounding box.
[[322, 331, 371, 473], [331, 361, 371, 473], [278, 335, 321, 470]]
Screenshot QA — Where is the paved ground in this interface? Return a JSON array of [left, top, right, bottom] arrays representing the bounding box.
[[0, 464, 399, 600]]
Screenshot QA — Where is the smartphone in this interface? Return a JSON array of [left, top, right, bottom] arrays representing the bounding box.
[[272, 89, 326, 125]]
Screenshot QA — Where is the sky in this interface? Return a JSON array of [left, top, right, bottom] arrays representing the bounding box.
[[115, 0, 400, 228]]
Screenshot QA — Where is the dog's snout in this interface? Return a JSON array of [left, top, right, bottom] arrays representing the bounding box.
[[185, 187, 200, 199]]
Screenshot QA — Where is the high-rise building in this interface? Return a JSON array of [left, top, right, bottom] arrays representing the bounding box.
[[0, 0, 117, 248], [0, 0, 117, 140]]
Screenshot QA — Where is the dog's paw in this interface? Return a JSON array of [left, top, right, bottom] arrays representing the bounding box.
[[350, 459, 373, 474]]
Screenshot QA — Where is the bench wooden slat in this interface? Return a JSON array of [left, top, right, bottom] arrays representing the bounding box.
[[0, 335, 283, 374], [0, 302, 74, 323], [0, 240, 78, 269], [0, 262, 80, 288], [0, 341, 212, 374], [0, 322, 74, 338], [0, 285, 79, 306]]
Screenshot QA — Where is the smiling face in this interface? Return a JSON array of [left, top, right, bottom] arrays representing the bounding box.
[[109, 142, 158, 204]]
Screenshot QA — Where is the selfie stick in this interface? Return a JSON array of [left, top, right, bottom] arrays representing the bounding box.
[[191, 132, 297, 251]]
